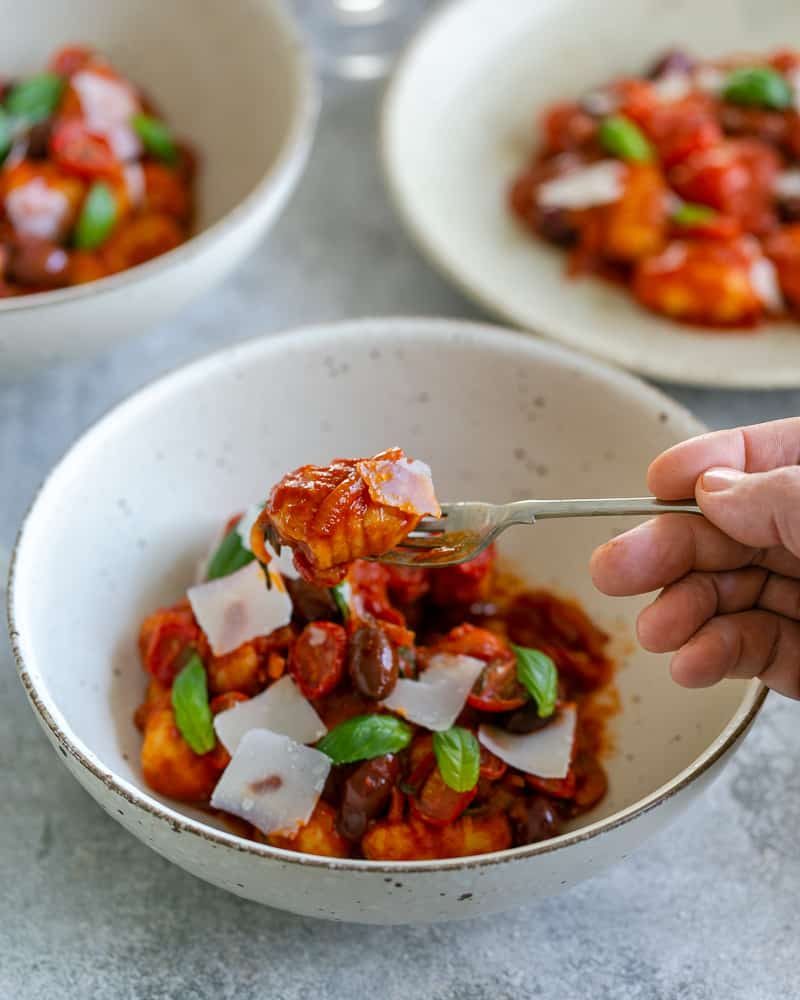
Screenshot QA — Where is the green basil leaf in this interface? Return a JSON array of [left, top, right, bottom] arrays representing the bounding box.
[[513, 644, 558, 718], [599, 115, 653, 163], [5, 73, 64, 123], [672, 201, 716, 226], [316, 714, 412, 764], [206, 525, 255, 581], [74, 181, 117, 249], [722, 67, 792, 110], [330, 581, 351, 622], [171, 653, 216, 755], [433, 727, 480, 793], [0, 108, 11, 165], [132, 112, 178, 164]]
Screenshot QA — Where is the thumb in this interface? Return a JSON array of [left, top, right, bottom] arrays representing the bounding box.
[[696, 465, 800, 557]]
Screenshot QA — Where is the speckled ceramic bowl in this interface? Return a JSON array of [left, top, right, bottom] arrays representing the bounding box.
[[0, 0, 317, 376], [8, 319, 765, 924]]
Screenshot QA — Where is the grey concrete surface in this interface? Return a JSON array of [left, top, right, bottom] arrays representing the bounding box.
[[2, 74, 800, 1000]]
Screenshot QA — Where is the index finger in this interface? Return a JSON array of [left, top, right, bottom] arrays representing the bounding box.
[[648, 417, 800, 499]]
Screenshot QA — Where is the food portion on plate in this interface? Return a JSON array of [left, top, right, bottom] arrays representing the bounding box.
[[509, 48, 800, 328], [0, 45, 194, 295], [134, 450, 615, 861]]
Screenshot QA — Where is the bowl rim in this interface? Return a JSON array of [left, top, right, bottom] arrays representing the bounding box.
[[379, 0, 800, 390], [0, 0, 319, 315], [6, 317, 767, 874]]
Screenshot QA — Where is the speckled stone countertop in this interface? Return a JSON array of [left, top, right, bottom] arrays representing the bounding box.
[[2, 73, 800, 1000]]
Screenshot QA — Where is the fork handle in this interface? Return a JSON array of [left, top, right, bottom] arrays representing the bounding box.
[[505, 497, 702, 522]]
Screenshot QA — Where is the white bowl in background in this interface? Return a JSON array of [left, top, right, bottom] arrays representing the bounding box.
[[0, 0, 317, 376], [8, 318, 765, 923], [382, 0, 800, 388]]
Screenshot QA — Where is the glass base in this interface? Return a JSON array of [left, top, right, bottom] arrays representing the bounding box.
[[295, 0, 431, 80]]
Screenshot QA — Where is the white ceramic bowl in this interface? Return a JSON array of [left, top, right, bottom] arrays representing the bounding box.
[[8, 318, 765, 924], [383, 0, 800, 388], [0, 0, 316, 377]]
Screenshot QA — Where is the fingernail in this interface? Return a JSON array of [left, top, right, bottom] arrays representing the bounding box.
[[700, 467, 744, 492]]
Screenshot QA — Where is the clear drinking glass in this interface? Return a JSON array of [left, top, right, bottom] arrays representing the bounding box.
[[295, 0, 432, 80]]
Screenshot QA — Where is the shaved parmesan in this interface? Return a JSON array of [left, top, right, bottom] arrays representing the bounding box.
[[647, 242, 689, 273], [72, 69, 138, 127], [123, 162, 145, 206], [72, 70, 142, 162], [103, 121, 141, 161], [214, 676, 326, 753], [694, 66, 726, 95], [652, 72, 692, 103], [359, 455, 440, 517], [581, 89, 618, 116], [187, 561, 292, 656], [210, 729, 330, 836], [750, 256, 784, 313], [236, 505, 263, 551], [479, 704, 577, 779], [538, 160, 626, 211], [775, 169, 800, 201], [382, 653, 484, 732], [5, 178, 69, 240]]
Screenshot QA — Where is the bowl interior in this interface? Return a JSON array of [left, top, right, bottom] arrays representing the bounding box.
[[10, 321, 757, 847], [384, 0, 800, 387], [0, 0, 303, 229]]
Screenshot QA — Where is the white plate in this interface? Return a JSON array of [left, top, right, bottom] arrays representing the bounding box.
[[382, 0, 800, 387]]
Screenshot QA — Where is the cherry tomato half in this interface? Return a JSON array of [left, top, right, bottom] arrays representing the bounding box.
[[289, 620, 347, 699], [409, 766, 477, 827], [467, 655, 528, 713], [142, 608, 200, 685], [525, 769, 577, 800], [428, 545, 495, 606], [434, 623, 509, 662], [50, 119, 120, 179], [479, 745, 508, 782], [49, 45, 95, 77]]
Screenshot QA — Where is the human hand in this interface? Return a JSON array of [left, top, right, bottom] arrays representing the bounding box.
[[590, 417, 800, 699]]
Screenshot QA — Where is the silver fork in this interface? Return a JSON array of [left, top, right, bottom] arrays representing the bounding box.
[[377, 497, 702, 568]]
